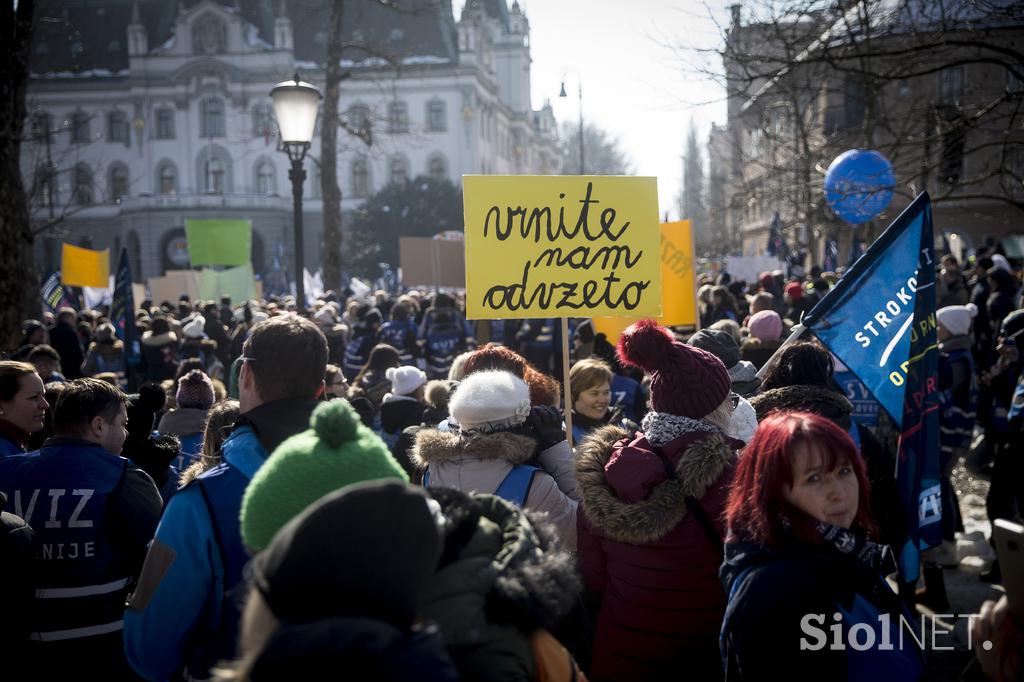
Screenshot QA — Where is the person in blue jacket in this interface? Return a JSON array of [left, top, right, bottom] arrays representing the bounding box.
[[720, 411, 925, 681], [0, 361, 49, 457], [124, 315, 328, 681], [0, 377, 162, 679]]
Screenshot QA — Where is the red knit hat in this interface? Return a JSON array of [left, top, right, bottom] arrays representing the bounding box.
[[616, 319, 731, 419]]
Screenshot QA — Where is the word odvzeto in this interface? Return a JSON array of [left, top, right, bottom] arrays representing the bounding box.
[[480, 182, 651, 312]]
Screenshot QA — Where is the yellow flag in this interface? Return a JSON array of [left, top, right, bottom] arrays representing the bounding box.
[[593, 220, 698, 343], [61, 243, 111, 288]]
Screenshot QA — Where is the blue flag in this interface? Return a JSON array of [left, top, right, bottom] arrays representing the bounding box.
[[802, 193, 940, 581], [111, 248, 141, 368]]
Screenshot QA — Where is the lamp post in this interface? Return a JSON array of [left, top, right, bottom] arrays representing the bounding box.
[[559, 75, 584, 174], [271, 73, 321, 309]]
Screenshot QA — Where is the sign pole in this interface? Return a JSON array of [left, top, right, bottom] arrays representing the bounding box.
[[561, 317, 574, 449]]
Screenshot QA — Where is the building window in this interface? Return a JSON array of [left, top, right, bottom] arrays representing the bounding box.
[[70, 111, 91, 144], [33, 165, 55, 208], [205, 157, 226, 194], [200, 98, 225, 138], [428, 155, 447, 182], [351, 157, 370, 197], [157, 162, 177, 194], [387, 100, 408, 133], [346, 104, 371, 132], [252, 104, 275, 142], [427, 99, 446, 132], [940, 121, 966, 187], [388, 156, 409, 186], [109, 164, 129, 201], [155, 108, 175, 139], [255, 160, 276, 194], [73, 164, 93, 205], [31, 112, 51, 139], [939, 66, 964, 106], [843, 76, 866, 129], [108, 111, 130, 145]]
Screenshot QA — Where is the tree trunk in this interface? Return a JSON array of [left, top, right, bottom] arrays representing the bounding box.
[[320, 0, 345, 295], [0, 0, 40, 350]]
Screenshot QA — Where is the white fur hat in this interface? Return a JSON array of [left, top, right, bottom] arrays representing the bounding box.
[[936, 303, 978, 337], [386, 366, 427, 397], [449, 370, 531, 433]]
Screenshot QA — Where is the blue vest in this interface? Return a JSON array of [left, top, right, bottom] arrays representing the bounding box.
[[378, 320, 418, 364], [424, 464, 539, 507], [939, 347, 977, 450], [343, 332, 376, 380], [425, 328, 463, 379], [610, 374, 643, 422], [183, 426, 264, 678], [0, 440, 131, 644]]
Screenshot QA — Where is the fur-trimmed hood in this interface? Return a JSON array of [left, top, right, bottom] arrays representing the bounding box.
[[411, 429, 536, 468], [748, 384, 852, 424], [141, 331, 177, 347], [575, 423, 736, 544], [87, 339, 124, 356]]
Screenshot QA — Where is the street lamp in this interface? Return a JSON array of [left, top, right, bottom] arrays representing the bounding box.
[[270, 73, 321, 309], [559, 74, 584, 174]]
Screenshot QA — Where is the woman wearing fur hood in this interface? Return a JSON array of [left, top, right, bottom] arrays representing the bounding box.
[[576, 320, 741, 682], [413, 370, 581, 550]]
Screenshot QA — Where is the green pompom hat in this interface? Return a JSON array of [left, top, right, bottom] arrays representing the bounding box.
[[241, 398, 408, 551]]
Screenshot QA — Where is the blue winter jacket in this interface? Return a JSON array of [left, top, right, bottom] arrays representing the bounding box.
[[123, 425, 267, 681]]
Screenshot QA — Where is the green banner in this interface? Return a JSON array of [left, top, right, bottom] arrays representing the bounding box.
[[185, 219, 252, 266], [198, 263, 256, 303]]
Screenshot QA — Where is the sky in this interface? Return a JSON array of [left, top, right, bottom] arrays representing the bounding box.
[[457, 0, 730, 219]]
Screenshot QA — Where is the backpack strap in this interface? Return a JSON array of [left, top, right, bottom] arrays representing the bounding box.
[[685, 495, 724, 559], [494, 464, 539, 507]]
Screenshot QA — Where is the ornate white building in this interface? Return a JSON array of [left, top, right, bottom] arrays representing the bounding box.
[[22, 0, 560, 282]]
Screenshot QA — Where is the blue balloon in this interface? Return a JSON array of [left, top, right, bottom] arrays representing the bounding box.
[[824, 149, 895, 224]]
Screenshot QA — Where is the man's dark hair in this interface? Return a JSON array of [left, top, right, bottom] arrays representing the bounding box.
[[242, 316, 327, 402], [52, 378, 128, 436], [27, 344, 61, 362]]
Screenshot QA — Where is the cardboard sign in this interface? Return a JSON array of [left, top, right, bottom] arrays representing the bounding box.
[[592, 220, 698, 342], [147, 269, 199, 305], [463, 176, 662, 320], [399, 237, 466, 289]]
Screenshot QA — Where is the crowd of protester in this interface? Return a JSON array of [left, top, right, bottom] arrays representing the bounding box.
[[0, 249, 1022, 681]]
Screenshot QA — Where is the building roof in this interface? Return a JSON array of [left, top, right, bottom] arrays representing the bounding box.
[[30, 0, 460, 77]]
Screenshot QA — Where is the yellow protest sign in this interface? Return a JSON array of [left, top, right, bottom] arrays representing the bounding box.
[[593, 220, 698, 342], [61, 243, 111, 288], [463, 176, 662, 320]]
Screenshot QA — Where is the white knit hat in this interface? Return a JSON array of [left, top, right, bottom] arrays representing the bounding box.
[[385, 366, 427, 397], [448, 370, 531, 433], [314, 306, 336, 325], [182, 315, 206, 339], [936, 303, 977, 337]]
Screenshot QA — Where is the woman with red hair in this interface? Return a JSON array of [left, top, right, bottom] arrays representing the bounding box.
[[720, 411, 924, 680]]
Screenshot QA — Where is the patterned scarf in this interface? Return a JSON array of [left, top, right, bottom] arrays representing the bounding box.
[[641, 411, 721, 448], [780, 514, 894, 575]]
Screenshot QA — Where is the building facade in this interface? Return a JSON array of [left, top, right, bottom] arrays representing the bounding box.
[[21, 0, 560, 282], [718, 1, 1024, 267]]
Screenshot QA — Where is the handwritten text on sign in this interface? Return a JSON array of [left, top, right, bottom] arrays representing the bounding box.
[[463, 176, 662, 320]]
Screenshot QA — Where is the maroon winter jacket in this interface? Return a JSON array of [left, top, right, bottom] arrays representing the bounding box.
[[575, 419, 738, 682]]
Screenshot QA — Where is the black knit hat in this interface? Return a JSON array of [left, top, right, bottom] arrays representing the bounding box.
[[252, 480, 443, 631]]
